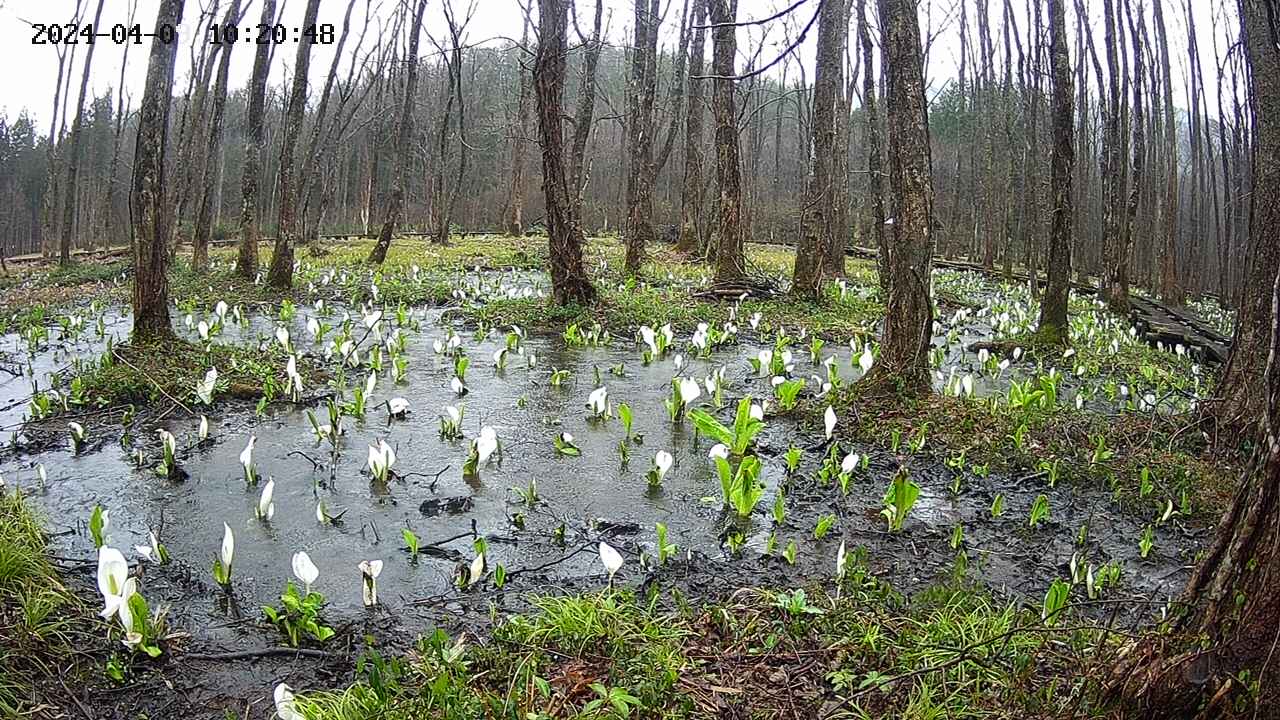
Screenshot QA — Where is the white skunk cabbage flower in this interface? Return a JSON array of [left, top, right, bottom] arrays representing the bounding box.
[[841, 453, 860, 475], [256, 478, 276, 521], [292, 551, 319, 594], [367, 439, 397, 483], [359, 560, 383, 606], [599, 541, 624, 582], [677, 377, 701, 404], [587, 386, 609, 417], [476, 426, 498, 464], [96, 547, 130, 619], [239, 436, 257, 484], [468, 553, 486, 587], [196, 367, 218, 405], [388, 397, 410, 417], [858, 346, 875, 375], [274, 683, 304, 720], [654, 451, 673, 482]]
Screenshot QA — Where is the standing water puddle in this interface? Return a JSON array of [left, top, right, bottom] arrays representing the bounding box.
[[2, 299, 1204, 647]]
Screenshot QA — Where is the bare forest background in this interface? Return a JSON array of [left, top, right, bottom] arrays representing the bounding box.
[[0, 0, 1255, 307]]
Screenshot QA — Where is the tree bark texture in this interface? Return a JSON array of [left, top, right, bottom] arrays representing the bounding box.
[[535, 0, 597, 305], [867, 0, 935, 393], [130, 0, 186, 341]]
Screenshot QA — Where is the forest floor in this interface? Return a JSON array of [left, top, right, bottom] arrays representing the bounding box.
[[0, 234, 1252, 719]]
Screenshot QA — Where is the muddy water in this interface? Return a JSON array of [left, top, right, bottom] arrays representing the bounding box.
[[2, 298, 1205, 654]]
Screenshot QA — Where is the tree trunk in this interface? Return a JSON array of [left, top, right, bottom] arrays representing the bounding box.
[[236, 0, 276, 279], [1110, 7, 1280, 709], [535, 0, 596, 305], [1037, 0, 1074, 343], [506, 16, 532, 237], [40, 1, 77, 261], [299, 0, 361, 247], [624, 0, 661, 275], [866, 0, 934, 394], [792, 0, 847, 299], [1213, 0, 1280, 432], [266, 0, 323, 288], [568, 0, 605, 229], [678, 0, 708, 253], [860, 0, 887, 295], [368, 0, 427, 265], [1152, 0, 1182, 305], [105, 0, 139, 252], [431, 2, 469, 249], [130, 0, 186, 342], [1099, 0, 1129, 312], [192, 0, 241, 273], [709, 0, 746, 284], [58, 0, 106, 265]]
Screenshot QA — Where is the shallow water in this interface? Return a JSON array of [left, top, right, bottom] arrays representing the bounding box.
[[2, 296, 1204, 644]]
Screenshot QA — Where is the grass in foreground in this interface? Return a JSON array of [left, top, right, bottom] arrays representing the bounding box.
[[0, 490, 84, 715], [294, 567, 1107, 719]]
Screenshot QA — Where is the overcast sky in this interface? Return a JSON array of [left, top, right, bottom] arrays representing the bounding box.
[[0, 0, 1238, 133]]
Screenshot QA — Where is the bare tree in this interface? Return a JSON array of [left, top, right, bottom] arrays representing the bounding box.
[[1100, 0, 1131, 312], [299, 0, 365, 247], [709, 0, 746, 284], [104, 0, 139, 251], [1212, 0, 1280, 431], [535, 0, 596, 304], [1152, 0, 1182, 305], [192, 0, 243, 272], [429, 0, 474, 247], [624, 0, 661, 275], [677, 0, 709, 253], [859, 0, 886, 294], [865, 0, 933, 393], [267, 0, 325, 288], [58, 0, 106, 264], [506, 15, 532, 236], [40, 0, 83, 259], [1037, 0, 1074, 343], [792, 0, 847, 299], [368, 0, 428, 264], [567, 0, 606, 229], [1110, 8, 1280, 713], [131, 0, 186, 341], [236, 0, 278, 279]]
